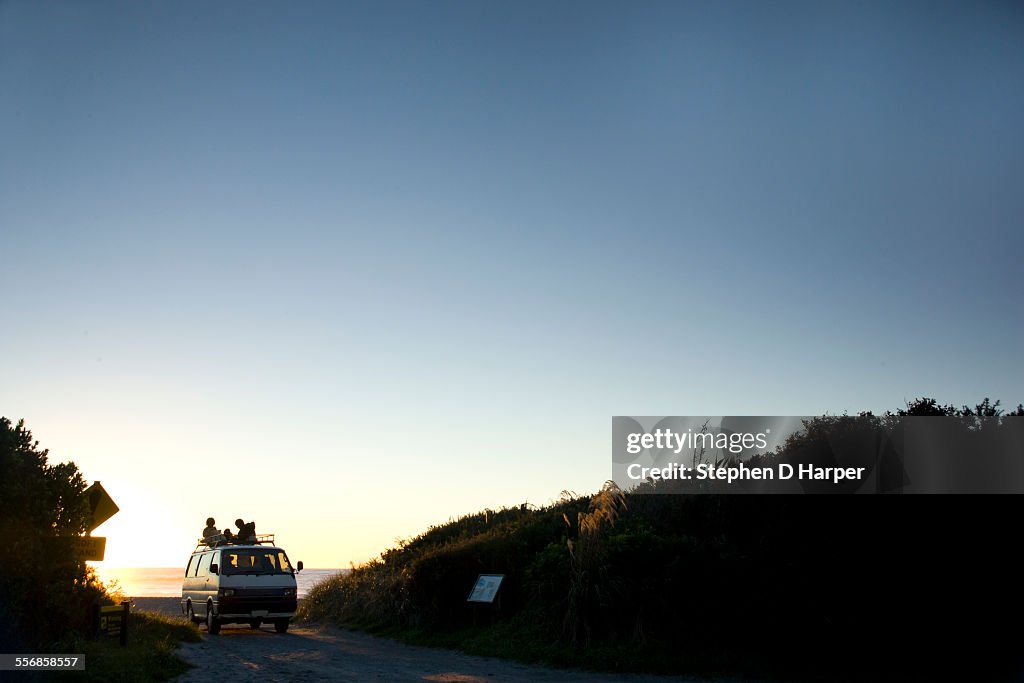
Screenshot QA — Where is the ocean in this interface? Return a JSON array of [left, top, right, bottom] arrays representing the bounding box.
[[94, 566, 346, 598]]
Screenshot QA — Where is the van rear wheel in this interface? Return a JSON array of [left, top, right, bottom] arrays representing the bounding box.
[[207, 605, 221, 635], [186, 603, 198, 624], [274, 619, 289, 633]]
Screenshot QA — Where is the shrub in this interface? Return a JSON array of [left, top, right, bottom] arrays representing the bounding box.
[[0, 418, 96, 648]]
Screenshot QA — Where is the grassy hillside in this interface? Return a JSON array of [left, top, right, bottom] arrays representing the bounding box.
[[299, 401, 1024, 681]]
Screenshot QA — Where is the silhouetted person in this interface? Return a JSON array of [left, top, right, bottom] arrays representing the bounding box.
[[235, 518, 256, 543], [202, 517, 218, 540]]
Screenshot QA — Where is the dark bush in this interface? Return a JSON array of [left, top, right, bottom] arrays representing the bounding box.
[[0, 417, 99, 649]]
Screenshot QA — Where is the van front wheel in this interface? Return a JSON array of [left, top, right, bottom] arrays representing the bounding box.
[[274, 619, 289, 633], [207, 605, 221, 635]]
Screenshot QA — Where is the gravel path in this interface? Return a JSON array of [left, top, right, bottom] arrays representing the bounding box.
[[175, 624, 708, 683], [132, 598, 724, 683]]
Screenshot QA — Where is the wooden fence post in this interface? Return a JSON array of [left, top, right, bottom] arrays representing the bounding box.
[[120, 601, 129, 646]]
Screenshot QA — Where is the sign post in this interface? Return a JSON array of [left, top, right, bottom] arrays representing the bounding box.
[[93, 601, 130, 646], [467, 574, 505, 626], [467, 574, 504, 604], [81, 481, 119, 561]]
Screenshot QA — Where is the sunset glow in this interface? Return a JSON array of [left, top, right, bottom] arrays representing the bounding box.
[[4, 1, 1022, 574]]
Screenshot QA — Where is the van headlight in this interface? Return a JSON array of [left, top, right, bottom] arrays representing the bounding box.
[[219, 588, 235, 597], [283, 588, 295, 597]]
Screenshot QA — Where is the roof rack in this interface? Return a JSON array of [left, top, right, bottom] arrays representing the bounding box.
[[193, 533, 276, 553]]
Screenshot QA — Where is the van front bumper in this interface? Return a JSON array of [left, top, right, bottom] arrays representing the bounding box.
[[214, 596, 297, 618]]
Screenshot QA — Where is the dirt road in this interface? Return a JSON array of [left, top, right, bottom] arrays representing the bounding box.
[[135, 599, 718, 683], [175, 623, 707, 683]]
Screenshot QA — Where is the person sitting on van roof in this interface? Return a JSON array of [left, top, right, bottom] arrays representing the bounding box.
[[201, 518, 227, 546], [235, 519, 257, 543], [202, 517, 218, 539]]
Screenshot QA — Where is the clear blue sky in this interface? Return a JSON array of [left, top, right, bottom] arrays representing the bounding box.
[[2, 1, 1022, 565]]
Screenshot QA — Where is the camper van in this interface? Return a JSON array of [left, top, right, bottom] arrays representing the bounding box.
[[181, 534, 303, 634]]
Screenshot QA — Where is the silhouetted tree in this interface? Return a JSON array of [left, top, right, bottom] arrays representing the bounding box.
[[0, 417, 100, 648], [892, 397, 958, 416]]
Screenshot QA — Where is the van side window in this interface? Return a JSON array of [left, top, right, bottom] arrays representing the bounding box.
[[185, 555, 194, 577], [197, 552, 212, 577]]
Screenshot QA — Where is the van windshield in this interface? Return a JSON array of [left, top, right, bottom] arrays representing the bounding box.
[[221, 549, 293, 575]]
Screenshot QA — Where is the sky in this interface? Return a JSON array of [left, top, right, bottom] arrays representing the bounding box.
[[2, 1, 1022, 567]]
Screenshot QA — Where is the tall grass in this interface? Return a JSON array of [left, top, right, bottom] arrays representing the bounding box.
[[563, 481, 626, 645], [56, 611, 200, 683]]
